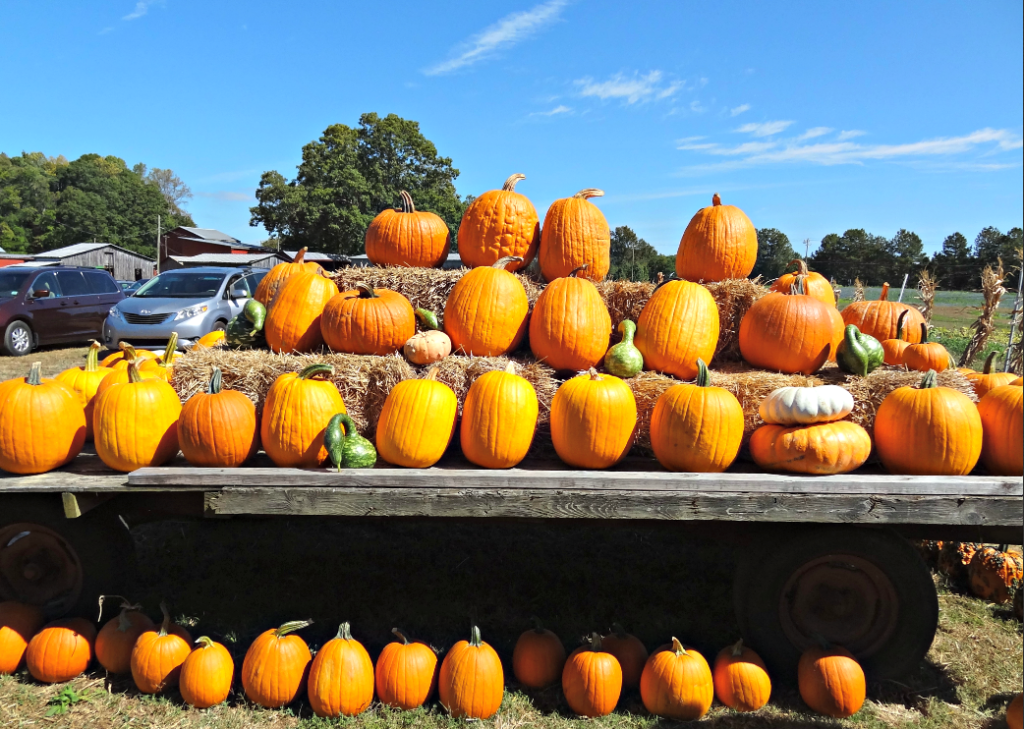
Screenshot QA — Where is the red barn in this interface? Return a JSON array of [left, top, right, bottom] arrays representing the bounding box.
[[159, 227, 271, 268]]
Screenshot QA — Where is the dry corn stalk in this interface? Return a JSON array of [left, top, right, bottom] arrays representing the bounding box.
[[853, 277, 865, 302], [830, 278, 842, 307], [917, 270, 938, 324], [958, 259, 1006, 367]]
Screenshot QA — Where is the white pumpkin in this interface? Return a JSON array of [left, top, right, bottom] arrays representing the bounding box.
[[759, 385, 854, 425]]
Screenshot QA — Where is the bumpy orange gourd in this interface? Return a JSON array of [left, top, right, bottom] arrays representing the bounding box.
[[512, 619, 566, 689], [255, 247, 325, 305], [460, 363, 538, 469], [562, 634, 622, 718], [601, 624, 648, 690], [530, 264, 612, 371], [376, 368, 458, 468], [25, 618, 96, 683], [375, 628, 438, 710], [977, 383, 1023, 476], [0, 601, 45, 675], [968, 546, 1023, 604], [713, 640, 771, 712], [739, 286, 843, 374], [550, 370, 637, 469], [902, 324, 950, 372], [180, 636, 234, 709], [771, 259, 836, 306], [676, 193, 757, 282], [539, 189, 610, 282], [640, 638, 714, 721], [439, 625, 504, 719], [194, 329, 226, 348], [634, 279, 720, 380], [798, 644, 865, 718], [308, 622, 374, 718], [875, 370, 982, 475], [261, 364, 345, 468], [130, 602, 193, 694], [0, 362, 86, 475], [650, 359, 743, 472], [841, 282, 926, 343], [1007, 693, 1023, 729], [55, 341, 111, 439], [265, 270, 339, 353], [365, 191, 451, 268], [750, 420, 872, 475], [93, 363, 181, 472], [444, 256, 529, 356], [95, 596, 156, 674], [321, 285, 415, 355], [459, 173, 540, 271], [938, 541, 982, 583], [880, 310, 913, 365], [179, 367, 259, 468], [966, 352, 1018, 397], [242, 620, 312, 709]]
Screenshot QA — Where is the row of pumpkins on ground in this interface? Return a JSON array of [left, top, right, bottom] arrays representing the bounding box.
[[918, 541, 1024, 610]]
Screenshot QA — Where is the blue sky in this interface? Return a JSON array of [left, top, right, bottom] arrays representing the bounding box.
[[2, 0, 1021, 254]]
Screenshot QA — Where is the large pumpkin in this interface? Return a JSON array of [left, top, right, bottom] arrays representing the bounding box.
[[180, 636, 234, 709], [601, 624, 648, 690], [179, 367, 259, 468], [562, 634, 622, 718], [444, 256, 529, 356], [875, 370, 982, 475], [634, 279, 719, 380], [530, 264, 612, 371], [512, 619, 566, 689], [439, 625, 504, 719], [54, 341, 111, 440], [550, 369, 637, 469], [130, 602, 193, 694], [750, 421, 872, 475], [676, 193, 757, 282], [977, 384, 1023, 476], [841, 282, 926, 343], [242, 620, 313, 708], [539, 189, 610, 282], [459, 173, 540, 271], [308, 622, 374, 718], [0, 601, 45, 675], [881, 310, 913, 365], [95, 597, 155, 674], [321, 285, 415, 355], [771, 259, 835, 306], [0, 362, 86, 475], [25, 618, 96, 683], [376, 367, 458, 468], [94, 363, 182, 472], [797, 644, 865, 718], [375, 628, 437, 710], [967, 352, 1018, 397], [264, 270, 339, 353], [460, 363, 539, 469], [255, 247, 325, 305], [365, 190, 451, 268], [640, 638, 714, 721], [713, 640, 771, 712], [94, 359, 162, 400], [968, 546, 1023, 604], [739, 288, 843, 374], [902, 324, 951, 372], [261, 364, 345, 468], [650, 358, 743, 472]]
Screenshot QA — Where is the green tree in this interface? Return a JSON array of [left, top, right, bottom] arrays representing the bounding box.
[[975, 226, 1023, 287], [608, 225, 673, 282], [885, 229, 928, 282], [930, 232, 974, 289], [133, 163, 193, 218], [751, 228, 796, 280], [808, 229, 890, 284], [250, 114, 466, 256]]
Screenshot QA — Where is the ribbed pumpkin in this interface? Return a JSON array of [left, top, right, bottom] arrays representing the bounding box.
[[376, 368, 458, 468], [242, 620, 313, 708], [365, 190, 451, 268], [261, 364, 345, 468], [0, 601, 45, 675], [676, 193, 757, 282], [650, 359, 743, 472], [130, 602, 193, 694], [102, 343, 158, 368], [968, 546, 1023, 604], [321, 285, 415, 355], [375, 628, 438, 710], [977, 384, 1023, 476], [264, 270, 339, 353], [902, 324, 951, 372], [94, 358, 162, 399], [875, 370, 982, 475], [841, 282, 926, 343], [139, 333, 181, 383], [308, 622, 374, 718], [529, 264, 612, 371], [444, 256, 529, 356], [179, 367, 259, 468], [640, 638, 714, 721], [713, 640, 771, 712], [194, 329, 226, 348], [25, 618, 96, 683], [750, 420, 872, 475], [54, 341, 111, 439], [255, 247, 325, 305], [0, 362, 86, 475], [562, 634, 622, 718], [771, 259, 835, 306], [539, 189, 610, 282], [881, 310, 913, 365], [460, 363, 539, 469], [601, 624, 648, 690], [512, 619, 566, 689], [634, 279, 719, 380], [95, 596, 155, 674], [798, 644, 865, 718], [94, 363, 182, 472], [550, 370, 637, 469], [180, 636, 234, 709], [738, 287, 843, 375], [967, 352, 1018, 397], [459, 173, 540, 271], [439, 626, 504, 719], [1008, 693, 1023, 729]]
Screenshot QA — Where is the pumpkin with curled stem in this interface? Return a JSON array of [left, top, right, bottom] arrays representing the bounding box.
[[458, 173, 539, 271], [902, 323, 951, 372], [375, 628, 437, 710], [798, 643, 865, 718], [759, 385, 854, 425], [130, 602, 193, 694], [365, 190, 451, 268], [540, 189, 610, 281], [562, 634, 622, 718], [640, 638, 714, 721], [881, 310, 913, 365], [438, 625, 504, 719], [180, 636, 234, 709], [529, 264, 612, 371], [750, 420, 872, 475], [604, 319, 644, 378], [241, 620, 313, 708], [676, 193, 757, 283], [977, 383, 1023, 476], [771, 259, 835, 306], [444, 256, 529, 356], [95, 596, 155, 674]]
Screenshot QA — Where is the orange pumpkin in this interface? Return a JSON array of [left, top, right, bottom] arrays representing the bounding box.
[[0, 361, 86, 475], [265, 270, 339, 353], [375, 628, 438, 710], [977, 384, 1023, 476], [798, 644, 865, 718], [54, 341, 112, 439], [1007, 693, 1023, 729], [241, 620, 313, 708], [308, 622, 374, 718], [902, 324, 951, 372], [95, 596, 155, 674], [749, 420, 872, 475], [376, 367, 458, 468], [841, 282, 926, 343], [634, 279, 720, 380], [180, 636, 234, 709], [365, 190, 451, 268], [562, 634, 622, 718], [439, 625, 504, 719], [739, 288, 843, 374], [94, 359, 161, 399], [404, 329, 452, 365], [713, 639, 771, 712], [0, 601, 45, 675], [130, 602, 193, 694], [460, 363, 539, 469], [650, 358, 743, 472], [968, 546, 1023, 604], [601, 624, 648, 690], [966, 352, 1018, 397], [875, 370, 982, 475], [512, 619, 566, 689], [1013, 377, 1023, 386], [676, 193, 757, 283], [321, 285, 415, 355], [193, 329, 226, 348], [101, 343, 158, 368], [255, 247, 325, 305], [444, 256, 529, 356], [139, 333, 180, 382], [880, 310, 913, 365], [261, 364, 345, 468], [530, 264, 612, 371], [550, 369, 637, 469], [458, 173, 540, 271], [771, 259, 835, 306], [179, 367, 259, 468], [25, 618, 96, 683], [539, 189, 610, 282], [640, 638, 714, 721]]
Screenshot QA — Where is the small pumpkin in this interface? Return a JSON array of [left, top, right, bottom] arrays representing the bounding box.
[[255, 247, 325, 305], [676, 193, 757, 282], [264, 270, 339, 353], [797, 643, 865, 718], [403, 308, 452, 365], [902, 324, 951, 372], [139, 333, 181, 382], [460, 362, 539, 469], [601, 623, 648, 690], [261, 364, 346, 468], [194, 329, 226, 348], [604, 320, 644, 378], [179, 367, 259, 468], [226, 299, 267, 349], [512, 619, 566, 689], [640, 637, 714, 721], [562, 634, 622, 718], [1008, 693, 1023, 729], [365, 190, 451, 268], [841, 282, 926, 343], [95, 596, 156, 674], [880, 310, 913, 365], [324, 412, 377, 470], [321, 284, 416, 355], [458, 173, 540, 271], [0, 601, 45, 675], [530, 264, 612, 371], [771, 259, 835, 306], [966, 352, 1018, 397], [25, 618, 96, 683], [375, 628, 438, 710], [634, 279, 719, 380], [713, 639, 771, 713], [550, 369, 637, 469], [750, 421, 872, 475], [539, 189, 610, 282], [938, 542, 982, 584], [0, 361, 86, 475], [835, 325, 884, 376], [54, 341, 112, 439], [759, 385, 854, 425], [439, 625, 504, 719], [308, 622, 374, 718], [739, 285, 843, 375], [968, 545, 1023, 604], [977, 383, 1023, 476], [376, 367, 458, 468], [241, 620, 313, 709], [444, 256, 529, 356], [180, 636, 234, 709], [130, 602, 193, 694]]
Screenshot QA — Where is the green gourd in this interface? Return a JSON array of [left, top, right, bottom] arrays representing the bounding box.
[[603, 320, 644, 378], [324, 413, 377, 470], [415, 308, 440, 330], [836, 324, 884, 376], [226, 300, 267, 349]]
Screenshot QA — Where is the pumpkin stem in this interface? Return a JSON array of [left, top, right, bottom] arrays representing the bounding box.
[[336, 622, 354, 640], [27, 361, 43, 386], [982, 351, 997, 374], [879, 283, 890, 301], [293, 247, 308, 265], [195, 636, 215, 649], [919, 323, 930, 343], [85, 341, 102, 372], [122, 344, 139, 364], [730, 638, 744, 658], [297, 363, 334, 380], [504, 361, 517, 375], [787, 259, 810, 276], [695, 358, 710, 388], [126, 362, 144, 384], [711, 192, 721, 206], [587, 367, 603, 381], [469, 625, 483, 648], [415, 308, 440, 331], [919, 370, 938, 389], [586, 632, 604, 651], [157, 601, 172, 637], [491, 255, 524, 270], [617, 319, 637, 343], [895, 310, 908, 341], [273, 620, 313, 638], [572, 188, 604, 200], [207, 367, 223, 395], [502, 173, 526, 192], [610, 623, 627, 639], [399, 190, 416, 214], [425, 366, 440, 381], [568, 264, 589, 278], [158, 333, 179, 368], [531, 616, 546, 634], [671, 637, 687, 655], [356, 284, 379, 299], [789, 277, 807, 296], [392, 627, 411, 645], [96, 594, 133, 622]]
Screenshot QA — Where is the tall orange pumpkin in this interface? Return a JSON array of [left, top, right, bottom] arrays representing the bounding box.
[[458, 173, 540, 271], [321, 284, 416, 355], [880, 310, 913, 365], [562, 634, 622, 718], [93, 363, 181, 472], [771, 259, 835, 306], [676, 193, 757, 282], [713, 640, 771, 712], [530, 264, 612, 371], [841, 282, 926, 343], [739, 288, 843, 374], [95, 596, 155, 674], [265, 270, 339, 353], [255, 247, 325, 305], [640, 638, 714, 721], [242, 620, 313, 709], [375, 628, 438, 710], [438, 626, 504, 719], [539, 189, 610, 282], [550, 369, 637, 469], [180, 636, 234, 709], [25, 618, 96, 683], [0, 601, 45, 675], [601, 624, 648, 690], [977, 384, 1023, 476], [130, 602, 193, 694], [376, 367, 458, 468], [365, 190, 451, 268], [261, 364, 345, 468], [634, 279, 719, 380], [444, 256, 529, 356], [54, 341, 112, 439], [308, 622, 375, 718], [902, 324, 950, 372], [966, 352, 1018, 397], [512, 619, 566, 689], [797, 644, 865, 718], [460, 363, 539, 469], [179, 367, 259, 468]]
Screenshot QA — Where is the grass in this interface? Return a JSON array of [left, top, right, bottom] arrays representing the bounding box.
[[0, 344, 95, 381]]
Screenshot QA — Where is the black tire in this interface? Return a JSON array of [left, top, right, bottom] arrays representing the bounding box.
[[734, 526, 938, 680], [3, 320, 34, 357], [212, 319, 228, 332]]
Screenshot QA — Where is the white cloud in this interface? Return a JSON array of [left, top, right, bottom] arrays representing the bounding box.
[[797, 126, 832, 140], [123, 0, 159, 20], [729, 104, 751, 116], [575, 70, 681, 104], [677, 142, 717, 151], [529, 105, 572, 117], [98, 26, 114, 35], [423, 0, 567, 75], [735, 120, 794, 137], [837, 129, 866, 141], [689, 99, 706, 113]]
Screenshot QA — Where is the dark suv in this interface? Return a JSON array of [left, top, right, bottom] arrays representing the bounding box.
[[0, 266, 126, 356]]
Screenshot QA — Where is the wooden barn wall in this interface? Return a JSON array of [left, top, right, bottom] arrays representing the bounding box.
[[60, 249, 155, 281]]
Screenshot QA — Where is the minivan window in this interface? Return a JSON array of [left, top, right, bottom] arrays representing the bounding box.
[[56, 271, 91, 297], [84, 271, 121, 294], [0, 271, 30, 297], [135, 272, 225, 298], [30, 272, 62, 298]]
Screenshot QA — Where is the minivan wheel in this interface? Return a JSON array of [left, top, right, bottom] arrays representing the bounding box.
[[3, 320, 34, 357], [212, 319, 228, 332]]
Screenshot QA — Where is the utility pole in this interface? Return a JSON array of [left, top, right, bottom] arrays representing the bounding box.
[[156, 215, 161, 274], [803, 238, 810, 259]]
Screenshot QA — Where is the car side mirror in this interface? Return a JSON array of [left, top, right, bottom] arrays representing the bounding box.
[[32, 289, 50, 299], [229, 287, 249, 299]]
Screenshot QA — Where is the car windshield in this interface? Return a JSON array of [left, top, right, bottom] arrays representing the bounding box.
[[134, 272, 226, 298], [0, 271, 30, 298]]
